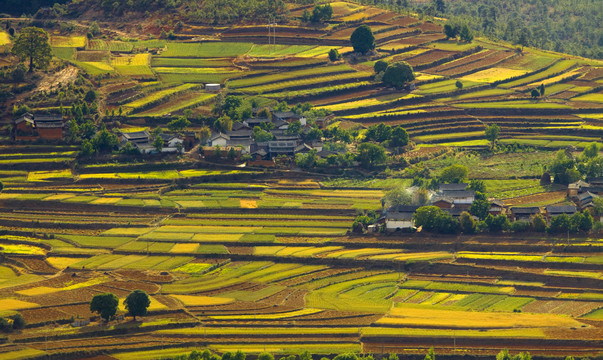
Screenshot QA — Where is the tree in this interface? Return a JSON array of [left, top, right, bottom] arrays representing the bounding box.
[[440, 164, 469, 183], [0, 181, 3, 193], [531, 214, 547, 232], [295, 149, 318, 170], [486, 214, 510, 232], [469, 179, 486, 193], [305, 127, 323, 142], [214, 115, 233, 132], [357, 142, 387, 169], [90, 293, 119, 322], [433, 0, 445, 13], [530, 89, 540, 99], [198, 126, 212, 145], [89, 21, 101, 37], [582, 142, 600, 159], [425, 347, 435, 360], [167, 116, 191, 132], [443, 23, 460, 39], [258, 353, 274, 360], [9, 313, 25, 330], [365, 123, 392, 143], [485, 123, 500, 149], [383, 185, 412, 208], [390, 126, 409, 147], [413, 206, 441, 231], [459, 24, 473, 42], [12, 27, 52, 72], [80, 139, 94, 157], [311, 4, 333, 23], [374, 60, 388, 73], [517, 28, 530, 50], [455, 80, 463, 90], [382, 61, 415, 88], [153, 135, 164, 152], [253, 126, 274, 142], [470, 199, 490, 220], [539, 83, 545, 96], [286, 120, 302, 135], [91, 126, 119, 153], [328, 48, 341, 62], [350, 25, 375, 54], [459, 211, 476, 234], [549, 214, 571, 234], [124, 290, 150, 321]]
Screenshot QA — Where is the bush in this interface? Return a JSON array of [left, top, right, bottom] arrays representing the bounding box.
[[511, 220, 530, 233], [374, 60, 388, 73], [382, 61, 414, 88]]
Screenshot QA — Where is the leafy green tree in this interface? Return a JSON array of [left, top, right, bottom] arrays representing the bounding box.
[[531, 214, 547, 232], [328, 48, 341, 62], [469, 179, 486, 193], [511, 220, 530, 233], [214, 115, 233, 132], [549, 214, 571, 234], [295, 149, 318, 170], [80, 139, 95, 157], [89, 21, 101, 37], [582, 142, 600, 159], [470, 199, 491, 220], [485, 123, 500, 149], [531, 88, 540, 99], [12, 27, 52, 72], [228, 147, 237, 160], [124, 290, 150, 321], [539, 83, 545, 96], [90, 293, 119, 322], [374, 60, 388, 73], [459, 211, 476, 234], [9, 313, 25, 330], [0, 181, 3, 193], [433, 0, 445, 13], [258, 353, 274, 360], [365, 123, 392, 143], [443, 23, 460, 39], [413, 206, 441, 231], [253, 126, 274, 142], [584, 156, 603, 178], [459, 24, 473, 42], [350, 25, 375, 54], [286, 120, 302, 135], [311, 4, 333, 23], [222, 95, 242, 119], [167, 116, 191, 132], [390, 126, 409, 147], [485, 214, 510, 232], [455, 80, 463, 90], [382, 61, 415, 88], [305, 127, 323, 142], [91, 126, 119, 153], [153, 136, 164, 152], [440, 164, 469, 183], [357, 142, 387, 169], [383, 185, 412, 208], [425, 347, 436, 360], [198, 126, 212, 145], [334, 354, 359, 360], [517, 28, 530, 50]]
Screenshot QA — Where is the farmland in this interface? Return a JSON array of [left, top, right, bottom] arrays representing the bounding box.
[[0, 0, 602, 359], [0, 167, 601, 359]]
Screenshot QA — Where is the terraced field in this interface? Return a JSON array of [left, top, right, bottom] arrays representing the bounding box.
[[0, 165, 601, 359]]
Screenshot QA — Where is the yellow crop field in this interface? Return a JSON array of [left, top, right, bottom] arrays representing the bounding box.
[[572, 92, 603, 103], [378, 305, 586, 328], [171, 295, 234, 306], [91, 197, 123, 205], [16, 286, 60, 296], [461, 67, 527, 82], [27, 169, 72, 182], [112, 53, 150, 66], [240, 199, 257, 208], [527, 68, 583, 87], [82, 61, 114, 71], [209, 308, 322, 320], [192, 233, 243, 242], [0, 299, 39, 311], [170, 243, 199, 253], [0, 244, 46, 255], [0, 32, 10, 46], [51, 36, 87, 48], [46, 256, 83, 269]]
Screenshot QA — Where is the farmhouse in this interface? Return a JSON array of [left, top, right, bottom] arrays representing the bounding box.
[[489, 200, 505, 216], [268, 141, 297, 156], [510, 207, 541, 221], [121, 130, 150, 145], [545, 205, 577, 220], [159, 133, 185, 153], [577, 191, 597, 210], [210, 133, 230, 147], [14, 113, 65, 140], [382, 205, 420, 232]]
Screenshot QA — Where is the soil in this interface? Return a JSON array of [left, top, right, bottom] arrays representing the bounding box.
[[36, 65, 79, 93]]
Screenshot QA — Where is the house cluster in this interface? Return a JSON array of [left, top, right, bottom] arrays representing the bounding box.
[[13, 113, 65, 141], [205, 110, 334, 161], [118, 130, 195, 154], [380, 181, 601, 232]]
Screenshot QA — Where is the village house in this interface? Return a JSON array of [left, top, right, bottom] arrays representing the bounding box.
[[205, 83, 221, 92], [545, 205, 577, 221], [210, 133, 230, 147], [488, 200, 505, 216], [382, 205, 420, 232], [121, 130, 150, 145], [14, 113, 65, 140], [159, 133, 185, 153], [577, 191, 597, 210], [510, 207, 541, 222]]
